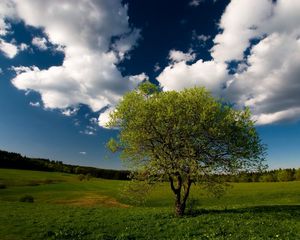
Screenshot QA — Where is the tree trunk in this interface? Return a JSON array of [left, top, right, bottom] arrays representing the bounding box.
[[173, 178, 192, 217], [175, 198, 186, 217]]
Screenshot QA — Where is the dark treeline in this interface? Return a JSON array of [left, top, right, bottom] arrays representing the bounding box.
[[0, 150, 129, 180], [214, 168, 300, 183], [1, 149, 299, 182]]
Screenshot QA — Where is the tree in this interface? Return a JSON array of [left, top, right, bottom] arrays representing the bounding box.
[[277, 169, 295, 182], [107, 82, 266, 216], [295, 168, 300, 181]]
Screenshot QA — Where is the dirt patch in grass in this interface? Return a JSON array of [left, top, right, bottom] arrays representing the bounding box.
[[25, 179, 65, 187], [54, 193, 130, 208]]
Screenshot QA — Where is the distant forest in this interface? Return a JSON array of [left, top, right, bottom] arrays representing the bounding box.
[[0, 150, 129, 180], [0, 149, 299, 182]]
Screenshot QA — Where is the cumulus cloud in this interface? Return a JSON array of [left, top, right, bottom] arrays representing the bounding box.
[[19, 43, 28, 51], [98, 107, 115, 128], [0, 0, 16, 36], [61, 107, 78, 116], [168, 50, 196, 63], [211, 0, 273, 63], [222, 0, 300, 124], [32, 37, 48, 51], [3, 0, 300, 126], [227, 32, 300, 124], [158, 0, 300, 124], [79, 151, 86, 155], [1, 0, 146, 127], [254, 108, 300, 125], [0, 39, 18, 58], [111, 29, 141, 60], [0, 1, 18, 58], [157, 59, 228, 93]]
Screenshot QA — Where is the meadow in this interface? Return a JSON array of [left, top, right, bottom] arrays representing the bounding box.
[[1, 168, 300, 240]]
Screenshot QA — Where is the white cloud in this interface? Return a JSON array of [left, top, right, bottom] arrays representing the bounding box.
[[168, 50, 196, 63], [29, 101, 40, 107], [189, 0, 217, 6], [154, 63, 160, 72], [89, 117, 98, 125], [3, 0, 300, 126], [128, 72, 149, 83], [227, 32, 300, 124], [2, 0, 145, 127], [0, 0, 16, 36], [32, 37, 47, 51], [61, 107, 78, 116], [0, 39, 18, 58], [196, 34, 210, 42], [19, 43, 28, 51], [189, 0, 202, 7], [157, 59, 228, 92], [10, 65, 33, 74], [74, 119, 80, 126], [158, 0, 300, 125], [211, 0, 273, 63], [220, 0, 300, 124], [254, 108, 300, 125], [80, 125, 97, 135], [79, 151, 86, 155], [111, 29, 141, 60], [0, 1, 18, 58], [87, 125, 96, 131], [191, 31, 211, 48], [98, 107, 115, 128], [80, 129, 95, 136]]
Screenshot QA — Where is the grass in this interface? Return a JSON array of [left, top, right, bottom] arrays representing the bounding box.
[[1, 168, 300, 239]]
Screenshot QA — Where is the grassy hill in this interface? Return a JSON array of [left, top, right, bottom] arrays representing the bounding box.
[[1, 168, 300, 239]]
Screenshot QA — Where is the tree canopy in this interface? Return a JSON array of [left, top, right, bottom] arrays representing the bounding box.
[[107, 82, 266, 216]]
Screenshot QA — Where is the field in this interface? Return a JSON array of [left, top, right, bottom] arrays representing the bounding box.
[[1, 169, 300, 239]]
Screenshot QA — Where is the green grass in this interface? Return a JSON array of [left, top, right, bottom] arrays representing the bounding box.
[[1, 168, 300, 239]]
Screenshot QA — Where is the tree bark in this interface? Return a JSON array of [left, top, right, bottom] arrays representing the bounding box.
[[175, 199, 185, 216], [170, 175, 192, 217]]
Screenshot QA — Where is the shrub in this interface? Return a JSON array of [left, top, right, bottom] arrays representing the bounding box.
[[277, 170, 294, 182], [78, 174, 85, 181], [259, 174, 277, 182], [19, 195, 34, 203], [0, 183, 6, 189], [85, 173, 92, 181], [77, 174, 92, 181], [295, 169, 300, 181]]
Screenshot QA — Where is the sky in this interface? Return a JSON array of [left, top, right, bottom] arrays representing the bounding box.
[[0, 0, 300, 170]]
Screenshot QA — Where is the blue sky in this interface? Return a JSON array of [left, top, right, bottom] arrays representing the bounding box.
[[0, 0, 300, 169]]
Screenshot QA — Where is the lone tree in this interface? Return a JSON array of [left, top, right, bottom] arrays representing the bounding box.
[[107, 82, 266, 216]]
